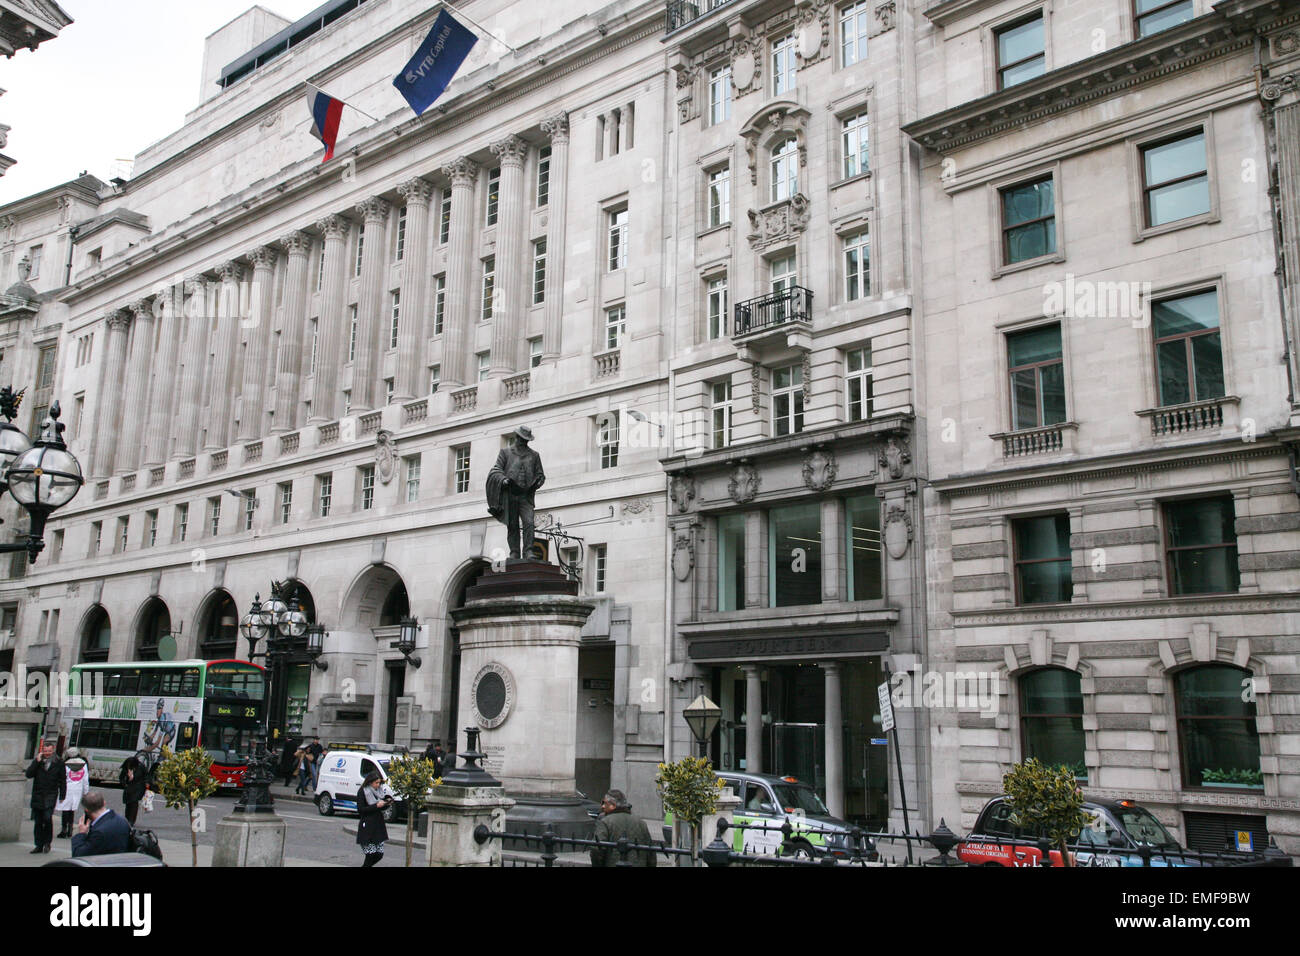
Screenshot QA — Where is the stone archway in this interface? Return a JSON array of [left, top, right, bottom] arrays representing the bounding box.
[[78, 605, 111, 664], [132, 597, 173, 661], [341, 564, 413, 745], [194, 589, 238, 660], [440, 559, 490, 749]]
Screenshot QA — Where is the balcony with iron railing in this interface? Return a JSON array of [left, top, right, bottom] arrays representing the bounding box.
[[732, 286, 815, 360], [665, 0, 740, 34]]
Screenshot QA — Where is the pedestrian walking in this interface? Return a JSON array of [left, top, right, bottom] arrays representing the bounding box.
[[590, 789, 657, 867], [294, 745, 314, 794], [56, 748, 91, 838], [356, 771, 391, 867], [118, 754, 148, 826], [24, 741, 65, 854], [71, 791, 131, 858], [307, 736, 324, 790]]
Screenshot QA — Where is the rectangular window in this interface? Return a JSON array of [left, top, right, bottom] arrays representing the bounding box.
[[439, 190, 452, 244], [532, 238, 547, 304], [709, 66, 732, 125], [116, 516, 129, 553], [389, 290, 401, 349], [717, 514, 746, 611], [309, 319, 319, 374], [454, 446, 471, 494], [73, 394, 85, 439], [433, 274, 446, 334], [385, 378, 395, 405], [208, 498, 221, 537], [591, 544, 608, 593], [769, 502, 821, 607], [771, 33, 797, 96], [317, 244, 326, 290], [175, 504, 188, 543], [608, 207, 629, 271], [481, 257, 495, 321], [396, 205, 407, 261], [604, 304, 627, 350], [1001, 176, 1056, 264], [28, 245, 42, 279], [846, 495, 882, 600], [147, 511, 158, 548], [1007, 324, 1065, 430], [996, 13, 1045, 89], [91, 521, 102, 556], [343, 389, 352, 416], [846, 346, 873, 421], [404, 455, 421, 503], [51, 529, 63, 563], [354, 222, 365, 277], [1136, 0, 1194, 37], [598, 412, 620, 469], [770, 138, 799, 203], [840, 1, 869, 66], [843, 230, 870, 300], [486, 167, 501, 226], [1142, 130, 1210, 228], [317, 473, 333, 517], [1153, 289, 1224, 406], [348, 305, 358, 362], [707, 167, 730, 228], [536, 146, 551, 206], [529, 338, 543, 368], [360, 465, 376, 511], [1013, 513, 1073, 604], [430, 365, 441, 394], [37, 345, 57, 389], [278, 482, 292, 524], [711, 380, 732, 449], [770, 253, 798, 296], [477, 351, 490, 382], [1165, 496, 1239, 595], [243, 491, 256, 531], [707, 276, 728, 339], [841, 111, 870, 179], [772, 364, 805, 436]]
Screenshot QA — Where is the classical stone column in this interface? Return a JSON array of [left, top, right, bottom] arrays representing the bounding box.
[[540, 114, 569, 363], [394, 178, 434, 402], [274, 232, 312, 431], [743, 664, 763, 775], [488, 135, 528, 375], [204, 261, 243, 450], [91, 310, 131, 479], [440, 157, 479, 386], [144, 291, 182, 467], [822, 661, 844, 819], [172, 277, 210, 459], [310, 215, 349, 423], [237, 246, 277, 441], [352, 197, 390, 412], [116, 298, 155, 474]]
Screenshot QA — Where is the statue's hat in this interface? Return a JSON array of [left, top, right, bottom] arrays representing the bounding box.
[[515, 425, 535, 442]]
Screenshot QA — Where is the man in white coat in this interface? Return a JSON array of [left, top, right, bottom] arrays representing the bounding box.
[[56, 748, 91, 839]]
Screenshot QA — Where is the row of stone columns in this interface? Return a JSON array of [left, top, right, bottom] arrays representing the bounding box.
[[89, 112, 572, 478]]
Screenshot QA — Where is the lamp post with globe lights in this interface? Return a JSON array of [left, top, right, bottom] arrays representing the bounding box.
[[0, 388, 84, 561]]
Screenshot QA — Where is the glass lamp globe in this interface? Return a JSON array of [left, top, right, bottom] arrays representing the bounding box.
[[0, 420, 31, 477], [279, 607, 309, 638]]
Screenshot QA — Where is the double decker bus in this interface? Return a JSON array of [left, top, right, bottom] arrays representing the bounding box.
[[59, 659, 267, 788]]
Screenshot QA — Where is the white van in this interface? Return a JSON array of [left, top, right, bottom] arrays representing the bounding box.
[[314, 749, 402, 821]]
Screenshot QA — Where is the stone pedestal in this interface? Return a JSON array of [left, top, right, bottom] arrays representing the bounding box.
[[451, 560, 595, 837], [0, 709, 42, 842], [700, 786, 743, 849], [426, 784, 515, 866], [211, 812, 287, 867]]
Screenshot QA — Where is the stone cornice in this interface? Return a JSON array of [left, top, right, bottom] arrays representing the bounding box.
[[661, 413, 912, 475], [932, 437, 1285, 496], [950, 592, 1300, 627], [903, 12, 1261, 153], [679, 604, 900, 640]]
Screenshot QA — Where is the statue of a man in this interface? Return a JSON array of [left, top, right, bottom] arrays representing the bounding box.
[[486, 425, 546, 559]]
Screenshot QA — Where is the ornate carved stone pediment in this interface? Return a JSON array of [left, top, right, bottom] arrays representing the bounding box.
[[746, 193, 810, 251], [740, 101, 811, 185]]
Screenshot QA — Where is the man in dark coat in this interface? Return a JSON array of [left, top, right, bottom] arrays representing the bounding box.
[[25, 742, 65, 853], [590, 789, 657, 867], [71, 791, 131, 858], [486, 425, 545, 559], [119, 754, 149, 825]]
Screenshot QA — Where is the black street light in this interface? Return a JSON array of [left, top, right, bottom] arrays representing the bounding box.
[[683, 693, 722, 759], [305, 623, 329, 670], [0, 389, 84, 560], [393, 615, 422, 668]]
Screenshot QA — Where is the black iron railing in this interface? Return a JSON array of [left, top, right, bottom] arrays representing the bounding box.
[[733, 285, 814, 336], [665, 0, 737, 33]]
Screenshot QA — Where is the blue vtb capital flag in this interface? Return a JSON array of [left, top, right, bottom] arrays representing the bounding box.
[[393, 8, 478, 117]]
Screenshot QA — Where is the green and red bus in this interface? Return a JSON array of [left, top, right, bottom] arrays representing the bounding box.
[[59, 659, 267, 788]]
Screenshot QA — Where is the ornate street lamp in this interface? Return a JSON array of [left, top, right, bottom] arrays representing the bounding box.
[[305, 623, 329, 670], [683, 694, 722, 758], [3, 399, 84, 560], [239, 593, 270, 657], [393, 615, 421, 668]]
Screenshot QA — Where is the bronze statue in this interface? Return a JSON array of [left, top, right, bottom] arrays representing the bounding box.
[[486, 425, 545, 559]]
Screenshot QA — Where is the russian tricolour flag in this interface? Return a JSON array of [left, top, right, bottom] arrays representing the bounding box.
[[306, 87, 345, 163]]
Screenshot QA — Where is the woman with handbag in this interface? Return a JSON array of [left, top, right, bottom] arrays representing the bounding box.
[[356, 771, 391, 867]]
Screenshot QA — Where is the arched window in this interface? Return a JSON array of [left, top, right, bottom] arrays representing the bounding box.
[[199, 592, 239, 660], [770, 138, 798, 204], [1175, 664, 1261, 789], [80, 606, 111, 663], [1019, 667, 1085, 779], [380, 581, 409, 626], [136, 599, 171, 662]]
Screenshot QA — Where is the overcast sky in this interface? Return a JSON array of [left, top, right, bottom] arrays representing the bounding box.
[[0, 0, 327, 203]]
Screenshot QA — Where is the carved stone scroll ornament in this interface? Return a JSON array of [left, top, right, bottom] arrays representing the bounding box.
[[883, 504, 913, 560], [670, 474, 696, 514], [751, 363, 761, 414], [374, 429, 398, 485], [802, 447, 837, 492], [873, 0, 896, 34], [746, 193, 811, 251], [728, 462, 760, 503], [672, 532, 696, 582], [878, 435, 912, 479]]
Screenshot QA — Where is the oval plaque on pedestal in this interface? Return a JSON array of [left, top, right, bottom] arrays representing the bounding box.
[[472, 662, 516, 729]]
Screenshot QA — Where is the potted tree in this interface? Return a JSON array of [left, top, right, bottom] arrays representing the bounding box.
[[1003, 758, 1091, 867], [655, 755, 723, 865], [153, 745, 220, 867], [384, 753, 442, 866]]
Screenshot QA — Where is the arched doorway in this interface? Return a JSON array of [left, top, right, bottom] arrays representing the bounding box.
[[443, 560, 489, 748], [195, 590, 238, 660], [79, 606, 111, 663], [271, 580, 318, 744], [342, 565, 412, 745], [134, 598, 173, 662]]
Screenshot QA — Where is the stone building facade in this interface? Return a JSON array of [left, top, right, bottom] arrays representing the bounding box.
[[906, 0, 1300, 854], [0, 0, 676, 813]]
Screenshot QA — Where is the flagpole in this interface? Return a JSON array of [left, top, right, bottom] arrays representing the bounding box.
[[304, 81, 380, 122], [440, 1, 519, 54]]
